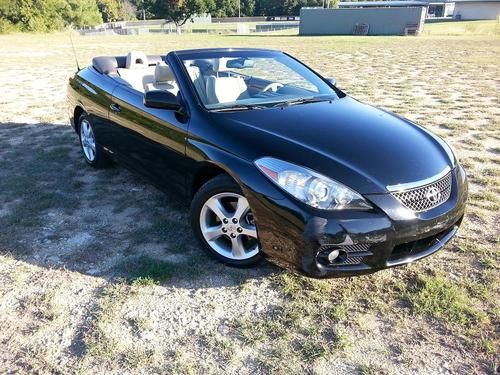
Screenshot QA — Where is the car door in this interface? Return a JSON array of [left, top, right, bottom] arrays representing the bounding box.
[[108, 84, 190, 197]]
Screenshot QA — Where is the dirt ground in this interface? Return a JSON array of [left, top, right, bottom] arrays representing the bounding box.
[[0, 22, 498, 374]]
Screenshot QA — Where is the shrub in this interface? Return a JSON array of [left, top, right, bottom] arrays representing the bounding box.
[[0, 18, 17, 33]]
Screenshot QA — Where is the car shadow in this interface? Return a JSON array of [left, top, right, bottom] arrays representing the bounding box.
[[0, 122, 282, 289]]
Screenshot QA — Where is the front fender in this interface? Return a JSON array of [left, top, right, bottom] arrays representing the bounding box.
[[186, 139, 310, 261], [187, 139, 284, 201]]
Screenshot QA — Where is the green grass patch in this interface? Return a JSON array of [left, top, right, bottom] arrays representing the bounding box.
[[423, 20, 500, 36], [83, 283, 163, 370], [358, 363, 389, 375], [405, 274, 488, 327], [116, 255, 175, 285], [230, 273, 358, 369], [84, 283, 133, 359]]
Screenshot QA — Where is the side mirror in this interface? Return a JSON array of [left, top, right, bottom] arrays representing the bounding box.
[[325, 77, 337, 86], [144, 90, 180, 110]]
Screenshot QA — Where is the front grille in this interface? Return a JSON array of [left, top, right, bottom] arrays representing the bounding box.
[[392, 172, 452, 212], [342, 256, 365, 265], [389, 226, 450, 262], [342, 243, 371, 253]]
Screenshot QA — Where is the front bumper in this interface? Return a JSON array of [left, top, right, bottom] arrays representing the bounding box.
[[247, 165, 468, 278]]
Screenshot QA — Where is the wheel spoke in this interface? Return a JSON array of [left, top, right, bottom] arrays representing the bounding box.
[[204, 225, 224, 241], [240, 225, 258, 239], [206, 197, 230, 221], [231, 236, 245, 258], [232, 196, 249, 221], [83, 123, 90, 137]]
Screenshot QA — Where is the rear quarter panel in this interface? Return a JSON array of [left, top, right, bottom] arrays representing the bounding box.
[[67, 67, 119, 141]]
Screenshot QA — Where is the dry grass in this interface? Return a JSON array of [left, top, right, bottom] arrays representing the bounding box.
[[0, 21, 498, 374]]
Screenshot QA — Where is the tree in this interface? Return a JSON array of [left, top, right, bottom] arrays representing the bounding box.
[[212, 0, 238, 17], [97, 0, 121, 21], [240, 0, 255, 16], [66, 0, 103, 27], [119, 0, 138, 20], [254, 0, 327, 16], [148, 0, 215, 30], [0, 0, 103, 32], [4, 0, 68, 31], [97, 0, 136, 22]]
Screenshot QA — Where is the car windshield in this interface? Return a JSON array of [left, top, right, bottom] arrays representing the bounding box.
[[178, 50, 338, 110]]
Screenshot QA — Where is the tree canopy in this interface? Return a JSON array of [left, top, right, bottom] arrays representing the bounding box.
[[144, 0, 215, 27], [0, 0, 135, 31], [0, 0, 336, 33], [97, 0, 136, 22]]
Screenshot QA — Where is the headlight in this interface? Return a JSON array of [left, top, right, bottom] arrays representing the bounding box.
[[255, 157, 372, 210]]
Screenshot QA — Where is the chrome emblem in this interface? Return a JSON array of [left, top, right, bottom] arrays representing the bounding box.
[[425, 187, 442, 204]]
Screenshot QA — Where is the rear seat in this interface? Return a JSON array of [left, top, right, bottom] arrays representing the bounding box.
[[117, 51, 155, 93], [145, 62, 178, 95]]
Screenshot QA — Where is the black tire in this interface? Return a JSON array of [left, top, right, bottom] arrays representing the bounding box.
[[77, 113, 112, 168], [191, 174, 262, 267]]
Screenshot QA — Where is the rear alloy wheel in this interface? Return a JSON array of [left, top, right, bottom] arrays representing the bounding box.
[[80, 119, 96, 162], [191, 175, 262, 267], [78, 114, 111, 168]]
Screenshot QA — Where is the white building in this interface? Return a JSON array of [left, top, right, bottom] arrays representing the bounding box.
[[453, 0, 500, 19]]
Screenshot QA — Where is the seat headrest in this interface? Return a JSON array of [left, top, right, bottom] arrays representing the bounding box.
[[155, 62, 175, 83], [126, 51, 148, 69], [212, 58, 230, 72]]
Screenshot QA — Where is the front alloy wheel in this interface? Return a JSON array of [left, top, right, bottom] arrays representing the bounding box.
[[191, 175, 262, 267]]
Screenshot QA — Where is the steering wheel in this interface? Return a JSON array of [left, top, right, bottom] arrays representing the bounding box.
[[261, 82, 284, 93]]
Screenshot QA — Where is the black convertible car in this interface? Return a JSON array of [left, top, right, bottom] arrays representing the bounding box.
[[67, 48, 468, 278]]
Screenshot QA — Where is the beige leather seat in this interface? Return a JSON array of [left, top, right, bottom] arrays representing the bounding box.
[[205, 58, 248, 104], [185, 64, 208, 103], [145, 62, 178, 95], [117, 51, 155, 93], [205, 76, 247, 104], [127, 51, 149, 69]]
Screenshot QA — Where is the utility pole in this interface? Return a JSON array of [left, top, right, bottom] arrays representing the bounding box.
[[239, 0, 241, 18]]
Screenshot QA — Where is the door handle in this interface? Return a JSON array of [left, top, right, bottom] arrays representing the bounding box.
[[110, 103, 121, 113]]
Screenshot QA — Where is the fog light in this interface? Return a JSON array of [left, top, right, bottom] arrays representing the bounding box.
[[327, 249, 340, 262], [317, 246, 348, 266]]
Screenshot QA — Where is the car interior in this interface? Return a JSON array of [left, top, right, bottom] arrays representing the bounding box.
[[92, 51, 179, 96], [92, 52, 250, 105], [92, 51, 317, 108]]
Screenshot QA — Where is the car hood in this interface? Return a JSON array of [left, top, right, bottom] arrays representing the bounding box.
[[210, 97, 454, 194]]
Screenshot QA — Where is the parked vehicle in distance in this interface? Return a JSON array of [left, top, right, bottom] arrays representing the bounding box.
[[67, 48, 468, 278]]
